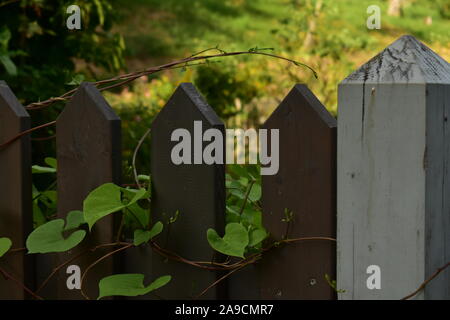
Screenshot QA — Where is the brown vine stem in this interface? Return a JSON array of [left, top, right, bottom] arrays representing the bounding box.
[[194, 264, 248, 299], [193, 236, 338, 298], [0, 49, 315, 153], [25, 49, 315, 111], [0, 120, 56, 151], [400, 261, 450, 300], [0, 266, 43, 300], [132, 127, 151, 190], [80, 243, 133, 300], [282, 236, 337, 244], [239, 179, 256, 216], [36, 242, 130, 294], [32, 134, 56, 142]]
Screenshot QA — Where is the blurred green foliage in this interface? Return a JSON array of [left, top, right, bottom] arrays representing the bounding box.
[[0, 0, 125, 171], [195, 62, 259, 120], [1, 0, 449, 183], [0, 0, 124, 104], [103, 75, 176, 179]]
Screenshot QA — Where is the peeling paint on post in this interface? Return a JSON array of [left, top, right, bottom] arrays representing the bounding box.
[[338, 35, 450, 299]]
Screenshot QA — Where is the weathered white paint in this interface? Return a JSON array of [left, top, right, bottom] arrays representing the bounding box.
[[337, 35, 450, 299]]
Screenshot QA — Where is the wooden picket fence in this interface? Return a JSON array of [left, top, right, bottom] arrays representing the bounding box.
[[0, 35, 449, 300]]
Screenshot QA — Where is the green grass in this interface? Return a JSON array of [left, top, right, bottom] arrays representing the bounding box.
[[115, 0, 449, 62], [115, 0, 291, 61], [111, 0, 450, 115]]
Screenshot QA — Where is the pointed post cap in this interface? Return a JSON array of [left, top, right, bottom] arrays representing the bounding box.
[[341, 35, 450, 84], [0, 81, 30, 119]]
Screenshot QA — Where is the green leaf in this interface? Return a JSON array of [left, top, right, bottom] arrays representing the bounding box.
[[0, 237, 12, 258], [207, 223, 249, 258], [227, 164, 250, 179], [93, 0, 105, 26], [248, 228, 267, 247], [83, 183, 125, 230], [98, 274, 171, 299], [64, 210, 85, 231], [248, 183, 261, 202], [32, 184, 40, 198], [33, 200, 46, 228], [26, 219, 86, 254], [226, 180, 241, 189], [241, 208, 262, 228], [133, 221, 163, 246], [42, 190, 57, 201], [121, 187, 148, 206], [66, 74, 85, 86], [127, 202, 149, 228], [0, 27, 12, 51], [137, 174, 150, 182], [44, 157, 57, 169], [83, 183, 148, 230], [32, 165, 56, 174], [0, 55, 17, 76], [225, 205, 241, 224], [239, 177, 249, 186], [229, 188, 246, 200]]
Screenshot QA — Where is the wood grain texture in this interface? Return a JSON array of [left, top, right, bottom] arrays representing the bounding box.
[[149, 83, 226, 299], [258, 84, 337, 299], [338, 35, 450, 299], [342, 35, 450, 84], [0, 81, 33, 299], [424, 83, 450, 299], [54, 82, 121, 299]]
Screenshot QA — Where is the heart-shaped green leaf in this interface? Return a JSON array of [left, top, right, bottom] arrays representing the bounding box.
[[98, 274, 171, 299], [0, 237, 12, 258], [248, 228, 267, 247], [84, 183, 148, 230], [83, 183, 124, 230], [64, 210, 85, 231], [133, 221, 163, 246], [26, 219, 86, 254], [207, 223, 249, 258]]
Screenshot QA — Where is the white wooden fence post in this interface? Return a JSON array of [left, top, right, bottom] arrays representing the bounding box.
[[337, 35, 450, 299]]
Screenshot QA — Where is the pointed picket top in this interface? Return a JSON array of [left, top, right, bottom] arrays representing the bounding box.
[[55, 81, 121, 299], [259, 84, 336, 299], [264, 84, 336, 130], [152, 82, 223, 128], [0, 81, 30, 119], [342, 35, 450, 84], [0, 81, 32, 299], [58, 82, 119, 122], [150, 82, 225, 299]]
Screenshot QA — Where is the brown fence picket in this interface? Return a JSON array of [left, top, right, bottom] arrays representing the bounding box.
[[0, 81, 34, 299], [258, 84, 336, 299], [142, 82, 226, 299], [53, 82, 121, 299]]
